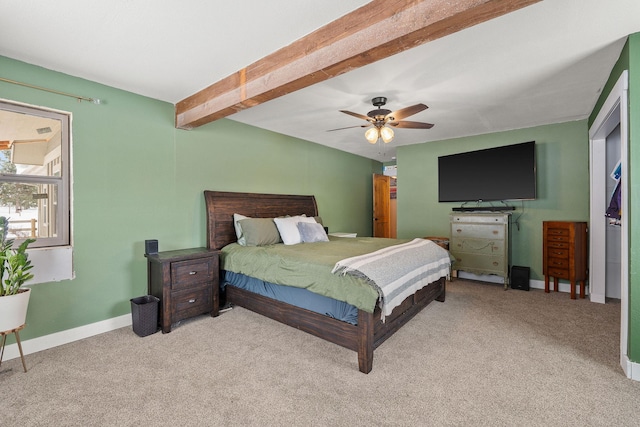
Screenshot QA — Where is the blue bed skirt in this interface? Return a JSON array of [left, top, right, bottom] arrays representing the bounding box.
[[221, 270, 359, 325]]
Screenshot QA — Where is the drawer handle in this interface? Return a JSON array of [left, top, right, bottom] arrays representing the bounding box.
[[492, 261, 499, 266], [188, 298, 196, 304], [189, 271, 197, 275], [492, 230, 498, 235]]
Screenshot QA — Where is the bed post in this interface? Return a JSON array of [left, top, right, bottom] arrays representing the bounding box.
[[357, 310, 374, 374], [436, 278, 446, 302]]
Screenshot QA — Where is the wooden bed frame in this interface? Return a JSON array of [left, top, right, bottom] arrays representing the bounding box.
[[204, 190, 446, 373]]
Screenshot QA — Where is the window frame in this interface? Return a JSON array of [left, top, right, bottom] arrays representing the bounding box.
[[0, 100, 71, 248]]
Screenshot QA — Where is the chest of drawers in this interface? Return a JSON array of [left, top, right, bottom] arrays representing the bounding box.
[[146, 248, 220, 333], [542, 221, 588, 299], [449, 213, 511, 288]]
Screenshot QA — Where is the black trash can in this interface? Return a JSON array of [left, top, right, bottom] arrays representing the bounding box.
[[130, 295, 159, 337]]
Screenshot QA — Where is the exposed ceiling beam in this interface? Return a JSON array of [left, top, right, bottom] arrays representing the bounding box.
[[175, 0, 541, 130]]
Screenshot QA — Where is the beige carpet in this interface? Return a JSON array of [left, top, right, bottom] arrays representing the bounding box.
[[2, 280, 638, 426]]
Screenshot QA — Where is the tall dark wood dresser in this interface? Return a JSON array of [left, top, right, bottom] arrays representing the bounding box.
[[542, 221, 588, 299]]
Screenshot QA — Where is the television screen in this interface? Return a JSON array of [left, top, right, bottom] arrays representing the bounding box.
[[438, 141, 536, 203]]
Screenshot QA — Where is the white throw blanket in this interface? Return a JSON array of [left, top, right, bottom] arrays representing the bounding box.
[[332, 238, 450, 320]]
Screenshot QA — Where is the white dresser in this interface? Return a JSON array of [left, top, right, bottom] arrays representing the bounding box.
[[449, 212, 511, 288]]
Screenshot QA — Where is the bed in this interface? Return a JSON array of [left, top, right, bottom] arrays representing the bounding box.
[[204, 190, 448, 373]]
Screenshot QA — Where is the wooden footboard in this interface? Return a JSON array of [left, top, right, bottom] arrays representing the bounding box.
[[225, 276, 445, 373]]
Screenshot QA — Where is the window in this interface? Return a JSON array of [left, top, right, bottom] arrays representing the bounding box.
[[0, 101, 70, 248]]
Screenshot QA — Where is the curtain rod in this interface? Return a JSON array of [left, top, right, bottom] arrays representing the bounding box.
[[0, 77, 103, 104]]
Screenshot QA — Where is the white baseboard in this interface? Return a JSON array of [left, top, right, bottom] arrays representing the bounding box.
[[455, 272, 587, 295], [2, 314, 132, 361], [621, 354, 640, 381]]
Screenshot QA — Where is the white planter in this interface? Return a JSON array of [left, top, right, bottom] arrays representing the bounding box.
[[0, 288, 31, 332]]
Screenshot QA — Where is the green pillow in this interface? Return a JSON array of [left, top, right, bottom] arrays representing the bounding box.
[[238, 218, 281, 246]]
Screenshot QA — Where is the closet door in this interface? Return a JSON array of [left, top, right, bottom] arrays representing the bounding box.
[[373, 174, 390, 238]]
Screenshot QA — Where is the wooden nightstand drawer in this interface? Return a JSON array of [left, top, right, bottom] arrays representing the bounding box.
[[171, 259, 214, 289], [171, 286, 212, 322]]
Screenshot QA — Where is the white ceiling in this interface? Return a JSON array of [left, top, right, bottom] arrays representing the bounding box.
[[1, 0, 639, 162]]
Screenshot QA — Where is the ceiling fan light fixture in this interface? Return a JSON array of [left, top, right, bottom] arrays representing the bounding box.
[[334, 97, 432, 145], [380, 126, 394, 143], [365, 127, 379, 144]]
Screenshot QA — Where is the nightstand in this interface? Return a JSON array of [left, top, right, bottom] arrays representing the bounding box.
[[146, 248, 219, 333]]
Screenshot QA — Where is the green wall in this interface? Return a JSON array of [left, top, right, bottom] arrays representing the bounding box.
[[627, 32, 640, 364], [0, 56, 381, 341], [589, 33, 640, 363], [396, 121, 590, 281]]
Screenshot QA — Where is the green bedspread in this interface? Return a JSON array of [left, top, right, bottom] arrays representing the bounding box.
[[220, 236, 413, 313]]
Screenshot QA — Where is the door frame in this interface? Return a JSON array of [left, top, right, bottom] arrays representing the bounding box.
[[588, 70, 630, 377]]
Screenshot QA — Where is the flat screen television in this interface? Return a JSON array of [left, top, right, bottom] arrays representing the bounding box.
[[438, 141, 536, 203]]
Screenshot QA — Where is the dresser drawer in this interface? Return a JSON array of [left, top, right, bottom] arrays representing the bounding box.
[[548, 268, 569, 279], [547, 248, 568, 259], [450, 237, 505, 256], [547, 241, 569, 250], [546, 233, 569, 244], [451, 214, 508, 225], [547, 257, 569, 268], [451, 223, 504, 240], [171, 286, 212, 322], [453, 253, 506, 275], [171, 258, 214, 289], [547, 227, 569, 236]]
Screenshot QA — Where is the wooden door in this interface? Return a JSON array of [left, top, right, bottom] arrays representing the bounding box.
[[373, 173, 391, 237]]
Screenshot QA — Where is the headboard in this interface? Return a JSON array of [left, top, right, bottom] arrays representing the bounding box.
[[204, 190, 319, 250]]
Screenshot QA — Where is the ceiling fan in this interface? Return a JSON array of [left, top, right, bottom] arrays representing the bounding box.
[[328, 96, 434, 144]]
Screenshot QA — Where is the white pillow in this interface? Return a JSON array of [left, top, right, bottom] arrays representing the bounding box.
[[273, 215, 317, 245], [233, 213, 249, 246]]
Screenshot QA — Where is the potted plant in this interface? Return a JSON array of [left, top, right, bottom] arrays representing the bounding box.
[[0, 216, 36, 332]]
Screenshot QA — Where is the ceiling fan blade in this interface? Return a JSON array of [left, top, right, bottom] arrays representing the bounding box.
[[386, 103, 428, 121], [340, 110, 374, 122], [388, 120, 434, 129], [326, 124, 372, 132]]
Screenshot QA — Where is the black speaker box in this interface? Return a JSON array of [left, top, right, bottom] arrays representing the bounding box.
[[511, 266, 530, 291], [145, 239, 158, 255]]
